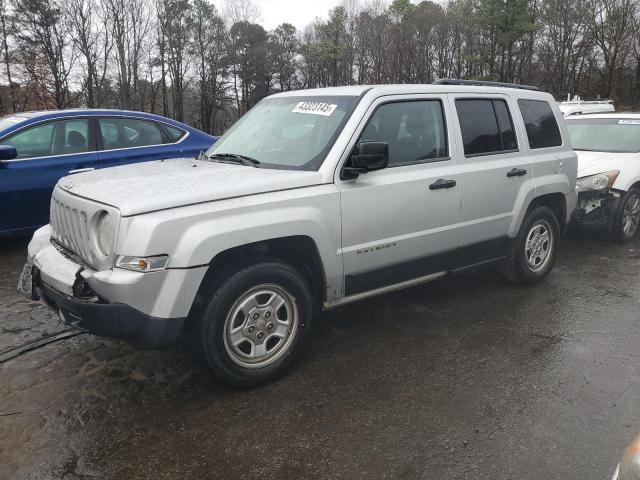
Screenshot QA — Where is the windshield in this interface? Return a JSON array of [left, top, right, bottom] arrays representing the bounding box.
[[567, 118, 640, 153], [205, 95, 359, 170]]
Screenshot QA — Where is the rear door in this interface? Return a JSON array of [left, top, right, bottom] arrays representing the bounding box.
[[337, 95, 462, 296], [0, 118, 97, 233], [96, 116, 181, 168], [449, 94, 531, 254], [517, 98, 567, 192]]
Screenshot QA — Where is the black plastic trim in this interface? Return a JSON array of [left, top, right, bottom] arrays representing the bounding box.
[[37, 280, 185, 348], [433, 79, 539, 91], [345, 236, 508, 296]]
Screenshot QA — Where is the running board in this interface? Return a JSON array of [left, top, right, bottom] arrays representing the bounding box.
[[324, 271, 447, 309]]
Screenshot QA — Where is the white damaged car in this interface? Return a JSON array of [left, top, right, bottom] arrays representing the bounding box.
[[566, 114, 640, 242]]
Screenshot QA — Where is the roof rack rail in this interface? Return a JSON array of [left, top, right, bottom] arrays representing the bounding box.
[[433, 78, 539, 91]]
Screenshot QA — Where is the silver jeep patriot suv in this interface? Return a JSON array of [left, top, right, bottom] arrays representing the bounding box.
[[20, 80, 578, 386]]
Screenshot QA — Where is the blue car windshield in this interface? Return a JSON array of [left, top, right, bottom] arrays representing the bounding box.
[[205, 95, 360, 171]]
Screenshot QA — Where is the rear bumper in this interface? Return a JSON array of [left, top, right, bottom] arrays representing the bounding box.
[[37, 277, 185, 347]]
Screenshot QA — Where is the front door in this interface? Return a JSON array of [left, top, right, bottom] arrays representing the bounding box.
[[337, 96, 462, 296], [0, 118, 98, 234]]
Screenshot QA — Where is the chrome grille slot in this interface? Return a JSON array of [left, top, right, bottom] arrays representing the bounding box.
[[50, 196, 91, 263]]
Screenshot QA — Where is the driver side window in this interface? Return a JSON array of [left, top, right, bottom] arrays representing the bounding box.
[[359, 100, 448, 167], [0, 119, 90, 159]]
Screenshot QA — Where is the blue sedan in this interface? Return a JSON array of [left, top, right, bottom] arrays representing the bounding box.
[[0, 109, 216, 236]]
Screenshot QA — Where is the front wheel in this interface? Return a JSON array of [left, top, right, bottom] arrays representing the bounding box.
[[195, 259, 314, 387], [501, 206, 560, 285], [608, 187, 640, 243]]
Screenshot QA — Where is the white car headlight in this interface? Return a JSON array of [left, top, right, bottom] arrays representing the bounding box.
[[92, 210, 115, 257], [115, 255, 169, 272], [576, 170, 619, 192]]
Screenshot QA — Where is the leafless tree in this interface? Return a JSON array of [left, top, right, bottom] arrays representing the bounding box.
[[101, 0, 152, 109], [222, 0, 261, 26], [0, 0, 640, 126], [14, 0, 75, 108]]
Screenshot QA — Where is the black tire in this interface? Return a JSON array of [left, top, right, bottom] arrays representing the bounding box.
[[501, 206, 560, 285], [608, 187, 640, 243], [195, 258, 314, 388]]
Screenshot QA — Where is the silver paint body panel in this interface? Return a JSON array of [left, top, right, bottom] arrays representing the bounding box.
[[27, 84, 577, 320]]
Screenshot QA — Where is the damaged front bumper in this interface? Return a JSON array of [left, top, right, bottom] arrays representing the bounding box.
[[20, 226, 207, 348], [572, 189, 620, 229]]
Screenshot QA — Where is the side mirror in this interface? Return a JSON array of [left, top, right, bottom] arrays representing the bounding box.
[[0, 145, 17, 161], [343, 142, 389, 179]]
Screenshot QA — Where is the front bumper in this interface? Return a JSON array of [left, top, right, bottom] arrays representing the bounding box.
[[572, 189, 620, 229], [26, 226, 207, 348], [37, 277, 185, 347]]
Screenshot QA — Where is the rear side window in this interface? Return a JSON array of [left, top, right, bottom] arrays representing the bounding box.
[[493, 100, 517, 150], [455, 99, 518, 156], [518, 99, 562, 149], [99, 117, 163, 150]]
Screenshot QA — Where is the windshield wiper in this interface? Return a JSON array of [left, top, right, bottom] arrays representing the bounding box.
[[208, 153, 261, 167]]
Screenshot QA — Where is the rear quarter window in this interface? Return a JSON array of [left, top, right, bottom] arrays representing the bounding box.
[[518, 99, 562, 149], [164, 125, 186, 142]]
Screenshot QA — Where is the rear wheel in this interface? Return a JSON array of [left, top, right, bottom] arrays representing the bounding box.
[[608, 187, 640, 243], [501, 206, 560, 285], [195, 259, 313, 387]]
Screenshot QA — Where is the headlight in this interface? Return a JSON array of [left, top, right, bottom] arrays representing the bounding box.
[[576, 170, 619, 192], [115, 255, 169, 272], [92, 210, 115, 257]]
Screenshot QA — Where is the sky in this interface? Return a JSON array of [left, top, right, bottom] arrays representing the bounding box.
[[213, 0, 345, 30]]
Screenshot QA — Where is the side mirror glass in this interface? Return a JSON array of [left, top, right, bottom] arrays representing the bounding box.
[[343, 142, 389, 179], [0, 145, 17, 161]]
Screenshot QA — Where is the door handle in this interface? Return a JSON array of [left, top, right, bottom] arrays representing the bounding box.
[[68, 167, 95, 174], [507, 167, 527, 177], [429, 178, 457, 190]]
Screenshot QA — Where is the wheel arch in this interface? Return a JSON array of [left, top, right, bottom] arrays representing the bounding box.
[[527, 193, 567, 232], [509, 188, 567, 237], [185, 235, 327, 330], [625, 179, 640, 192]]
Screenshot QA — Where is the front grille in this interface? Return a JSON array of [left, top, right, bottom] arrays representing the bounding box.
[[50, 196, 92, 263], [50, 237, 90, 268]]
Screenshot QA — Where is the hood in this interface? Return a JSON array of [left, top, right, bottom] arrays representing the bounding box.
[[576, 150, 639, 178], [58, 158, 323, 216]]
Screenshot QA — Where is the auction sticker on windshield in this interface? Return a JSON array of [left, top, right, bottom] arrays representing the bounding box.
[[292, 102, 338, 116]]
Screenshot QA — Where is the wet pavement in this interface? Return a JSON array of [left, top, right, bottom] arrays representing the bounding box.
[[1, 232, 638, 480]]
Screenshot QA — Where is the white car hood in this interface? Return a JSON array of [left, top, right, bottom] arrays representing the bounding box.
[[57, 157, 323, 216], [576, 150, 639, 177]]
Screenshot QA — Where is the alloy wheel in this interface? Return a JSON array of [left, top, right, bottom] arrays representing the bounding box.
[[622, 194, 640, 239], [525, 220, 553, 273], [223, 284, 298, 369]]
